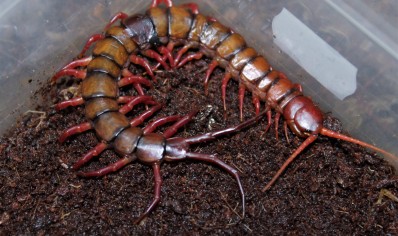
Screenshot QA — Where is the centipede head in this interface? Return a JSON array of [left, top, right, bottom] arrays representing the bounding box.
[[283, 96, 324, 137], [263, 96, 397, 192]]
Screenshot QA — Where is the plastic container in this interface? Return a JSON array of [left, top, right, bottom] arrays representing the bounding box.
[[0, 0, 397, 169]]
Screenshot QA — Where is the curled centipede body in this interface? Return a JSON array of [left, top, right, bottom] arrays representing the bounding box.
[[52, 0, 397, 223], [51, 0, 271, 224], [140, 0, 397, 190]]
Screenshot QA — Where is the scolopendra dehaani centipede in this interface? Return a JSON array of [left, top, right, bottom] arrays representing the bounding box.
[[51, 0, 397, 223]]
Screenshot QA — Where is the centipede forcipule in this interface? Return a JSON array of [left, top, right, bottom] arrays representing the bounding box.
[[51, 0, 397, 223]]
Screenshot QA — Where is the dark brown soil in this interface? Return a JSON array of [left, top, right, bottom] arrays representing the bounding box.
[[1, 58, 397, 235]]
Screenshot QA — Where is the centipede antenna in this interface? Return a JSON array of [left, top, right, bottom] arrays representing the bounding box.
[[262, 134, 318, 192], [320, 128, 398, 162]]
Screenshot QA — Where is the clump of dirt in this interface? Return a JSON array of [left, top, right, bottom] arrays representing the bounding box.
[[1, 58, 397, 235]]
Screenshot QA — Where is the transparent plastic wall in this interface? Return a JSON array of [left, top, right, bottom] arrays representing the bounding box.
[[1, 0, 397, 168]]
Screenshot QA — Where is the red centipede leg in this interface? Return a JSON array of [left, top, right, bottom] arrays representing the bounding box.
[[78, 34, 104, 58], [118, 95, 153, 112], [283, 121, 290, 144], [59, 122, 92, 143], [118, 96, 157, 115], [274, 112, 281, 140], [252, 95, 261, 116], [118, 75, 152, 88], [143, 115, 182, 134], [141, 49, 170, 70], [205, 17, 235, 33], [121, 69, 151, 96], [207, 16, 218, 22], [76, 155, 135, 176], [51, 69, 87, 83], [152, 41, 176, 70], [134, 163, 162, 224], [177, 52, 204, 68], [133, 83, 146, 97], [142, 110, 197, 135], [117, 95, 156, 107], [72, 143, 109, 170], [179, 3, 199, 14], [162, 110, 198, 138], [294, 83, 303, 92], [173, 41, 196, 66], [238, 84, 246, 121], [104, 12, 128, 31], [61, 56, 92, 70], [262, 134, 318, 192], [130, 55, 156, 82], [221, 72, 232, 111], [117, 96, 140, 104], [264, 106, 272, 133], [130, 104, 163, 127], [159, 46, 175, 68], [166, 41, 176, 51], [204, 60, 219, 95], [151, 0, 173, 8], [54, 97, 84, 111]]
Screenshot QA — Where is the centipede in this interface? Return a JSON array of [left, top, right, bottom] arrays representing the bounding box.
[[52, 0, 397, 223]]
